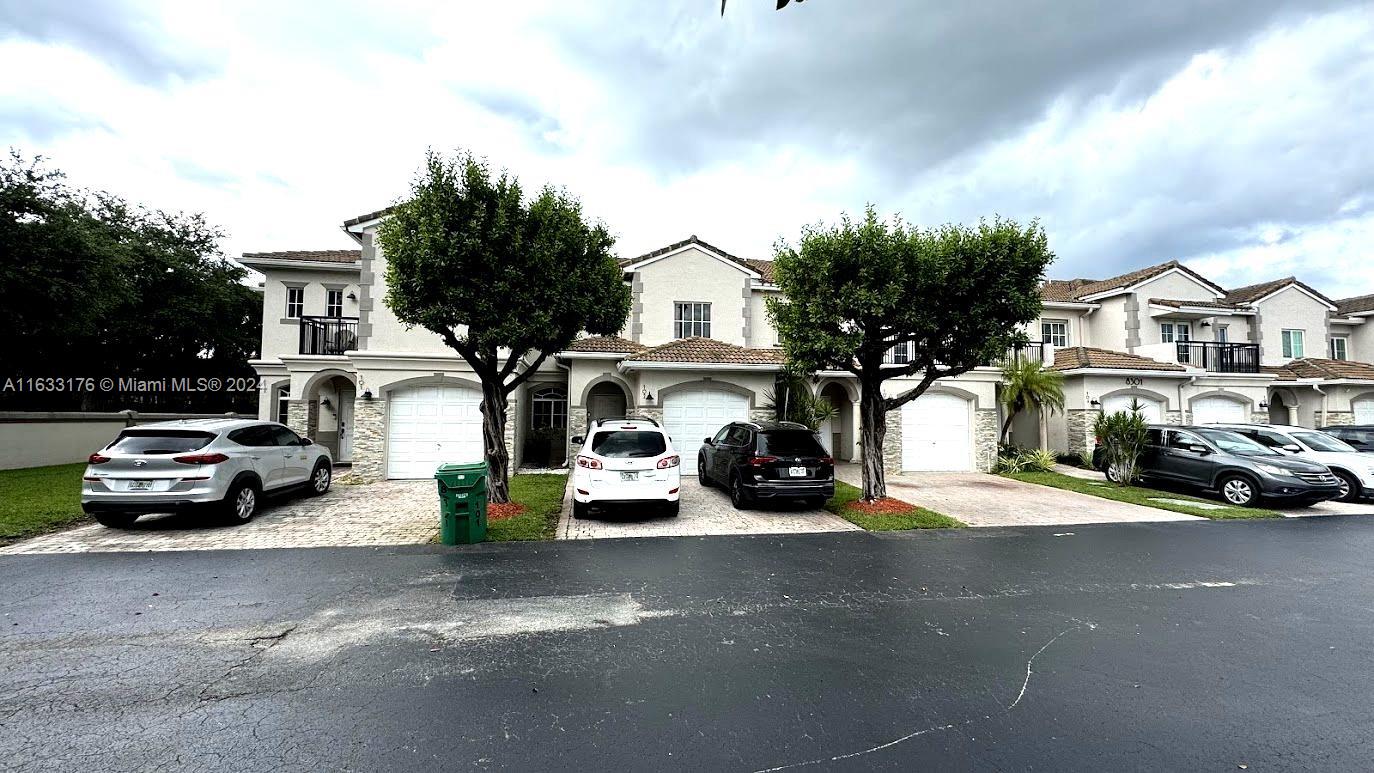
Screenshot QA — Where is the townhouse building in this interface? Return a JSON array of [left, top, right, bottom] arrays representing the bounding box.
[[241, 209, 1374, 481]]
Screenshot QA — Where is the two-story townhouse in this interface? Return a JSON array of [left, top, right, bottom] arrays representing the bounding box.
[[245, 223, 1006, 483], [1026, 262, 1374, 456]]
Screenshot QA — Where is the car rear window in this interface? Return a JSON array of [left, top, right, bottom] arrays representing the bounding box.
[[107, 430, 216, 455], [590, 431, 667, 458], [758, 430, 827, 457]]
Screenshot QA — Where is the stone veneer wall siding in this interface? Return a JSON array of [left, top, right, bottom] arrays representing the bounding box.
[[286, 400, 310, 438], [1164, 410, 1185, 425], [1066, 409, 1101, 457], [568, 407, 589, 458], [974, 409, 999, 472], [349, 398, 387, 481], [881, 408, 903, 474], [1249, 412, 1271, 424], [749, 408, 773, 424], [1323, 411, 1355, 427]]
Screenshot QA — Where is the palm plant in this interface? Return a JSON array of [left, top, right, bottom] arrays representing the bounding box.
[[999, 359, 1066, 449], [763, 376, 838, 431]]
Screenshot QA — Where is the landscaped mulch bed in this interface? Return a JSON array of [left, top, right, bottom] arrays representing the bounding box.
[[487, 502, 528, 522]]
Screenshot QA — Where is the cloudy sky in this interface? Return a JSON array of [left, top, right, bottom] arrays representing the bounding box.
[[3, 1, 1372, 295]]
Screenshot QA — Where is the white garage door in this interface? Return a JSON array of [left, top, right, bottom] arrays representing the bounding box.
[[387, 385, 484, 479], [901, 393, 973, 472], [662, 387, 750, 475], [1102, 395, 1163, 423], [1355, 398, 1374, 425], [1191, 396, 1247, 426]]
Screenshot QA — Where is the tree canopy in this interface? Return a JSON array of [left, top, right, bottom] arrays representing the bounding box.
[[379, 150, 630, 501], [0, 150, 260, 412]]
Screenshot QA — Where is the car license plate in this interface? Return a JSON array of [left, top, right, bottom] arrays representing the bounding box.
[[788, 466, 807, 477], [128, 480, 154, 491], [620, 471, 638, 482]]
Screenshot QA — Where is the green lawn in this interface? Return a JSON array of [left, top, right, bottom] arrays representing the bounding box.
[[825, 480, 965, 530], [0, 463, 90, 544], [1004, 470, 1279, 520], [485, 473, 569, 541]]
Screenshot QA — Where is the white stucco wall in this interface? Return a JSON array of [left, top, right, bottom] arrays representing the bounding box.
[[1253, 285, 1330, 364], [1133, 271, 1219, 303], [632, 246, 751, 346], [258, 268, 362, 360], [1086, 297, 1130, 351], [360, 234, 457, 355], [1034, 308, 1089, 347], [749, 289, 782, 348]]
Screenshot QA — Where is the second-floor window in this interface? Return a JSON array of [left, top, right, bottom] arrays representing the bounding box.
[[285, 286, 303, 318], [326, 289, 344, 318], [1282, 329, 1305, 358], [1161, 322, 1190, 343], [1041, 320, 1068, 347], [674, 302, 711, 339], [1216, 325, 1229, 343], [1330, 336, 1348, 361]]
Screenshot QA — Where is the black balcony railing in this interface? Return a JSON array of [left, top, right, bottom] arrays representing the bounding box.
[[299, 316, 359, 355], [1176, 341, 1259, 373], [881, 340, 1050, 367]]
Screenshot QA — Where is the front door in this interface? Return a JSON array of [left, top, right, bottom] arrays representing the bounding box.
[[338, 392, 354, 463], [590, 393, 624, 422]]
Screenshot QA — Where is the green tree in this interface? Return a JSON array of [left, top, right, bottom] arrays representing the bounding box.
[[1094, 407, 1149, 486], [0, 150, 260, 411], [763, 375, 838, 431], [767, 207, 1053, 501], [378, 151, 631, 503], [999, 358, 1065, 449]]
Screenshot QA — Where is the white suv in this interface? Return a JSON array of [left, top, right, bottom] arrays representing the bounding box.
[[571, 417, 681, 518], [1209, 423, 1374, 502]]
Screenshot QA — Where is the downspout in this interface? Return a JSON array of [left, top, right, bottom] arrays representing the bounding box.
[[1313, 383, 1328, 427], [1081, 306, 1097, 348], [1180, 376, 1199, 423]]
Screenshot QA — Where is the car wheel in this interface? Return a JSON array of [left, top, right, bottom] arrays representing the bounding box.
[[1105, 463, 1126, 484], [1218, 475, 1258, 507], [573, 500, 589, 519], [664, 500, 680, 517], [308, 460, 332, 497], [1332, 470, 1360, 503], [729, 475, 752, 510], [223, 479, 260, 523], [93, 513, 140, 528], [697, 457, 712, 486]]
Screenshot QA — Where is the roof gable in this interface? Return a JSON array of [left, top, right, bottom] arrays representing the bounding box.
[[620, 235, 762, 279], [1224, 277, 1336, 309], [1074, 261, 1225, 301]]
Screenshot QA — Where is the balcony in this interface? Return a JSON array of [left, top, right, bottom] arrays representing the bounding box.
[[1174, 341, 1260, 373], [881, 340, 1050, 367], [299, 316, 359, 356]]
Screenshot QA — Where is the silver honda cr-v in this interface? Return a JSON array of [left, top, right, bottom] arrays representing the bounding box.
[[81, 419, 333, 527]]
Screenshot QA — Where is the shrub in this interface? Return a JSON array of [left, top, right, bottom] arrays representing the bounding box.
[[1094, 409, 1149, 485]]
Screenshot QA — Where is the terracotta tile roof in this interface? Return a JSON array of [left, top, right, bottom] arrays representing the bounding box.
[[1069, 260, 1225, 300], [1148, 298, 1245, 310], [564, 335, 647, 354], [1336, 293, 1374, 316], [342, 207, 393, 228], [240, 250, 361, 264], [620, 235, 770, 281], [623, 337, 787, 365], [1049, 346, 1186, 372], [1041, 279, 1096, 303], [1223, 277, 1335, 307], [1262, 358, 1374, 381]]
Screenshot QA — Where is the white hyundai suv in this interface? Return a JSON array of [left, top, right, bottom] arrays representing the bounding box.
[[571, 417, 680, 518], [1209, 423, 1374, 502]]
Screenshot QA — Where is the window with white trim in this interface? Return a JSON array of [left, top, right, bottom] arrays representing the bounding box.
[[530, 386, 568, 429], [1330, 335, 1348, 361], [1216, 325, 1229, 343], [1160, 322, 1190, 343], [1041, 319, 1069, 347], [275, 385, 289, 425], [326, 289, 344, 317], [1281, 329, 1305, 358], [674, 302, 711, 339], [285, 286, 304, 318]]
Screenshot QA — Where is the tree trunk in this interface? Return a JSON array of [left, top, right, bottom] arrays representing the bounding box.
[[1037, 409, 1048, 451], [859, 381, 887, 501], [480, 382, 511, 504], [1000, 410, 1017, 444]]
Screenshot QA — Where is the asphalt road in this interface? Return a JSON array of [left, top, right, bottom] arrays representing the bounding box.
[[5, 518, 1374, 771]]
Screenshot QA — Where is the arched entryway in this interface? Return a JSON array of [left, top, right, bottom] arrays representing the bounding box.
[[524, 384, 569, 468], [586, 380, 630, 422], [817, 381, 856, 461], [1268, 388, 1297, 425], [302, 371, 357, 464]]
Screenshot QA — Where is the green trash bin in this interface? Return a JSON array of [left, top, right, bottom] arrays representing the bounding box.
[[434, 461, 489, 545]]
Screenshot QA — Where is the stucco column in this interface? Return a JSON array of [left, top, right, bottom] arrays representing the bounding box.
[[348, 398, 387, 482]]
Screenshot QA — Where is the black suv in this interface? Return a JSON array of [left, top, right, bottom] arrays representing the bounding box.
[[698, 422, 835, 509], [1096, 425, 1342, 507], [1322, 426, 1374, 452]]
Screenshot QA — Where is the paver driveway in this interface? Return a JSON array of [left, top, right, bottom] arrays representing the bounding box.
[[557, 477, 859, 539], [2, 481, 438, 554], [837, 466, 1202, 527]]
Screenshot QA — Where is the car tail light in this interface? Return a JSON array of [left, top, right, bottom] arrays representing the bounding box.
[[173, 453, 230, 465], [657, 455, 680, 469], [88, 453, 111, 465], [819, 456, 834, 465], [576, 455, 603, 470], [748, 455, 779, 466]]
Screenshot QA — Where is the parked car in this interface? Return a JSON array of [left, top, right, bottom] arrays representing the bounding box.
[[1206, 424, 1374, 502], [1322, 426, 1374, 453], [570, 416, 680, 518], [1096, 425, 1342, 507], [698, 421, 835, 509], [82, 419, 333, 528]]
